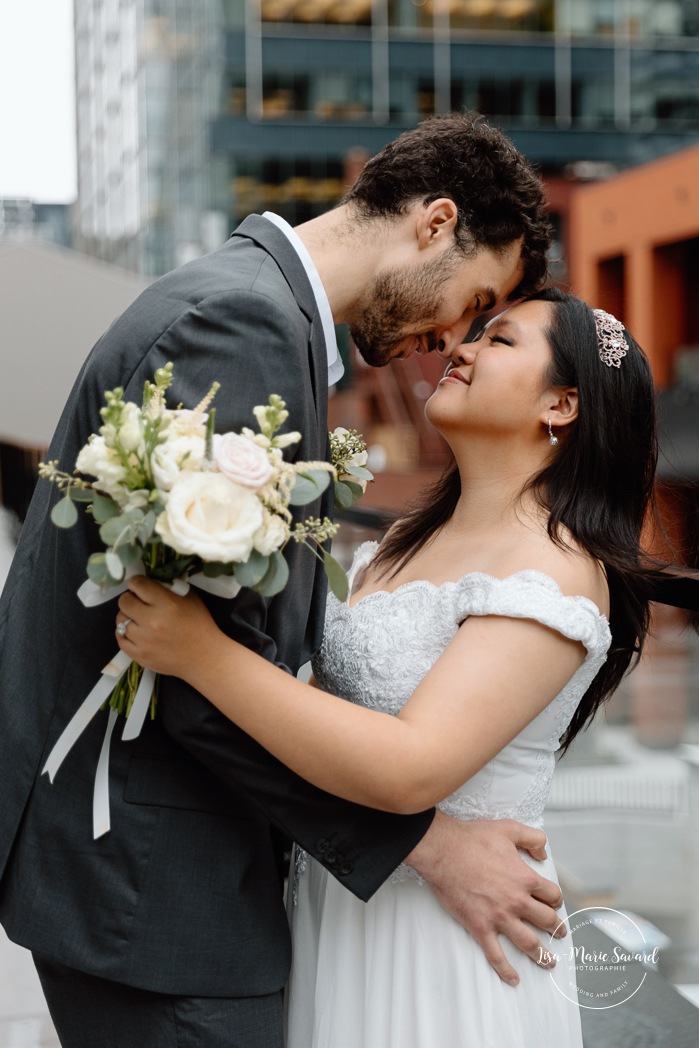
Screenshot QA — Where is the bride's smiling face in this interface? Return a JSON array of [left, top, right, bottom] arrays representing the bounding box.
[[425, 299, 560, 442]]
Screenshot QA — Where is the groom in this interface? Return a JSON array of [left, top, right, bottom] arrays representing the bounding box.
[[0, 114, 559, 1046]]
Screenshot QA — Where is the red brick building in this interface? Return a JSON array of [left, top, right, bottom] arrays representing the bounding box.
[[569, 145, 699, 388]]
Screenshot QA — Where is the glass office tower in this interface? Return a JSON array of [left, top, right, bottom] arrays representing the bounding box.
[[74, 0, 227, 275]]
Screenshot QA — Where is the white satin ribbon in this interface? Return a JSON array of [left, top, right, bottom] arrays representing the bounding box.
[[93, 708, 119, 838], [178, 573, 242, 599], [42, 649, 131, 838], [77, 560, 145, 607], [42, 649, 131, 785], [42, 568, 241, 838], [120, 666, 157, 742]]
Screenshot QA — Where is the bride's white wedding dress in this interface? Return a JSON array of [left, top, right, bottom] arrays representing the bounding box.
[[286, 542, 610, 1048]]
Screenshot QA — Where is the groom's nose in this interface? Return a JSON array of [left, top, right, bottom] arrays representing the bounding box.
[[434, 328, 467, 359], [434, 314, 486, 359]]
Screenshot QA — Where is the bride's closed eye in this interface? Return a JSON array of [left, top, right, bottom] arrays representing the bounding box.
[[489, 334, 515, 346]]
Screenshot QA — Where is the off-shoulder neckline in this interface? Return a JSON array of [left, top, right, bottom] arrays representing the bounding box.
[[344, 540, 609, 623]]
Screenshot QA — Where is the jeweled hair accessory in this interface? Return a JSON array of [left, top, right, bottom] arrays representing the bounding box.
[[593, 308, 628, 368]]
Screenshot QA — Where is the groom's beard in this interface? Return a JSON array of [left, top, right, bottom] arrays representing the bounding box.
[[349, 253, 458, 367]]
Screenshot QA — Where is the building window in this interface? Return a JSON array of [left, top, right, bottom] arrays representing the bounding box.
[[231, 155, 345, 226], [631, 49, 699, 125], [386, 0, 553, 32], [252, 70, 373, 119], [260, 0, 374, 26], [571, 75, 615, 127]]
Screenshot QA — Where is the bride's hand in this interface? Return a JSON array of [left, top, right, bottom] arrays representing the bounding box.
[[115, 576, 218, 678]]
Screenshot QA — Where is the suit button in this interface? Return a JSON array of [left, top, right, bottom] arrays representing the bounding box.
[[316, 838, 330, 854], [325, 849, 338, 863], [339, 862, 353, 876]]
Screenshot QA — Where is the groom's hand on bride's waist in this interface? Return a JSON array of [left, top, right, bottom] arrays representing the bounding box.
[[404, 812, 566, 987]]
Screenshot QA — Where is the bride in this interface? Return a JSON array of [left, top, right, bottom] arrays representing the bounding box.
[[116, 288, 657, 1047]]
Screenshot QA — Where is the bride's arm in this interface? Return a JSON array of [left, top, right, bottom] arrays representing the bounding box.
[[117, 577, 585, 814]]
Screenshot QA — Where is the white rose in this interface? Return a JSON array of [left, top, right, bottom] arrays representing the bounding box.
[[213, 433, 274, 489], [347, 449, 369, 470], [155, 471, 263, 562], [253, 509, 288, 556], [118, 402, 145, 453], [338, 448, 369, 492], [151, 434, 207, 492], [76, 436, 130, 504]]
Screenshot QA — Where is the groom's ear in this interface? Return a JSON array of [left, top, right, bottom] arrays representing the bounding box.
[[416, 198, 459, 250]]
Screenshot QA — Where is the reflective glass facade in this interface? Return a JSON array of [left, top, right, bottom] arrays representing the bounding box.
[[75, 0, 227, 275], [75, 0, 699, 274], [215, 0, 699, 232]]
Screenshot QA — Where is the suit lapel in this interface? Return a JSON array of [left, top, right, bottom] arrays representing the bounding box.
[[232, 216, 328, 446]]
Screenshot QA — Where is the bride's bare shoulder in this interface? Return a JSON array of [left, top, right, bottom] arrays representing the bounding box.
[[495, 527, 609, 615]]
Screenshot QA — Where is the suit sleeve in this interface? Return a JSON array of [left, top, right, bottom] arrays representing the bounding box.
[[161, 680, 434, 903], [132, 286, 435, 902]]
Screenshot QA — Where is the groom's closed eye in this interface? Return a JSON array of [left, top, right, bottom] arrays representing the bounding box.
[[476, 289, 497, 314], [464, 317, 489, 344]]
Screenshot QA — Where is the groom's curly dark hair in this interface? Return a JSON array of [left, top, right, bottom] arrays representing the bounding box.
[[343, 112, 551, 298]]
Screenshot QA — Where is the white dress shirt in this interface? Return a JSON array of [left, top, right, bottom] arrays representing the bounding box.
[[262, 211, 344, 386]]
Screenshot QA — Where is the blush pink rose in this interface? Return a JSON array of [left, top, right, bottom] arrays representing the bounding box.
[[213, 433, 274, 489]]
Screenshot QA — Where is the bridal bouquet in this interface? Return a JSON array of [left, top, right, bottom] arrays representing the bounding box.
[[39, 363, 372, 836]]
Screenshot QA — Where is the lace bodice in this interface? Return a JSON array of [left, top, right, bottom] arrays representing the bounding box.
[[302, 542, 611, 887]]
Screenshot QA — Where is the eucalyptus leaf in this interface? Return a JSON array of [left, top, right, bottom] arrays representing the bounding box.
[[68, 487, 95, 503], [342, 464, 373, 481], [253, 550, 289, 596], [98, 516, 124, 546], [86, 552, 109, 584], [99, 516, 131, 547], [120, 508, 144, 525], [106, 549, 126, 582], [333, 481, 354, 509], [116, 543, 142, 566], [323, 551, 349, 602], [343, 481, 364, 504], [288, 469, 331, 507], [91, 493, 120, 523], [307, 468, 331, 492], [137, 511, 157, 545], [51, 496, 79, 529], [335, 479, 364, 507], [234, 550, 270, 588], [103, 509, 148, 548]]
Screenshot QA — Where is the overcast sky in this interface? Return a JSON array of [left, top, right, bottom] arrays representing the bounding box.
[[0, 0, 76, 203]]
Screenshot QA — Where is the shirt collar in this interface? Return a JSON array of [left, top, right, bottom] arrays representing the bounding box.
[[262, 211, 344, 386]]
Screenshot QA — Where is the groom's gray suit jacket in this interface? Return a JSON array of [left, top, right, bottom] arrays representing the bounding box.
[[0, 217, 433, 996]]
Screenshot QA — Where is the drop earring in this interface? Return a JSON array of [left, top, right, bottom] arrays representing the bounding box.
[[548, 419, 559, 446]]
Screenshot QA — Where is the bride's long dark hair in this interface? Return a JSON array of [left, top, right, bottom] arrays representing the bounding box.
[[372, 287, 658, 752]]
